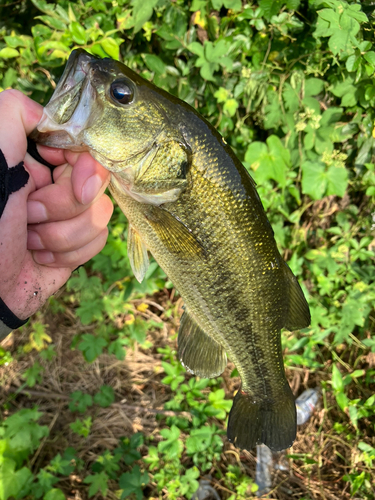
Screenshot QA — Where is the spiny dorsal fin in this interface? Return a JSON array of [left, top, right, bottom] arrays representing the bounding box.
[[178, 310, 227, 378], [127, 225, 149, 283], [284, 263, 311, 331], [144, 206, 205, 259]]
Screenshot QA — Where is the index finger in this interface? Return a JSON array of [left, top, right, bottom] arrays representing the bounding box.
[[0, 90, 43, 167]]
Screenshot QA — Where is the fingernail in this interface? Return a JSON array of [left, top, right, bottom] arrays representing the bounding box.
[[33, 251, 55, 264], [27, 201, 48, 223], [81, 174, 103, 205], [27, 230, 44, 250]]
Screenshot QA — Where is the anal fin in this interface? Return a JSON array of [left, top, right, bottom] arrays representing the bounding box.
[[178, 310, 227, 378], [284, 263, 311, 331], [127, 225, 149, 283]]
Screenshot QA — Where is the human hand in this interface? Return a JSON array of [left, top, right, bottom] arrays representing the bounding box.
[[0, 89, 113, 325]]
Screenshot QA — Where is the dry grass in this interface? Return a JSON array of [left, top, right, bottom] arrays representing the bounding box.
[[0, 296, 371, 500]]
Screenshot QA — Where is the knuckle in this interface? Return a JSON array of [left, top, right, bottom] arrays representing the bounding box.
[[0, 88, 22, 103], [45, 224, 72, 252]]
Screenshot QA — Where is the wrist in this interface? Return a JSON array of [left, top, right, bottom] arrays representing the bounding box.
[[0, 296, 29, 340]]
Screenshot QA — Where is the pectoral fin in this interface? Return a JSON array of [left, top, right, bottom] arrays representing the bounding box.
[[178, 310, 227, 378], [144, 206, 205, 259], [284, 263, 311, 331], [127, 225, 149, 283], [131, 179, 187, 205]]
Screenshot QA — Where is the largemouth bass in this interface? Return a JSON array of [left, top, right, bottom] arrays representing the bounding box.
[[32, 49, 310, 451]]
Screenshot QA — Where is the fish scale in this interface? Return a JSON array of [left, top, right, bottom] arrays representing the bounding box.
[[32, 48, 311, 452]]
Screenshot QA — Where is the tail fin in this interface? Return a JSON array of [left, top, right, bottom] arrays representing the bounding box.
[[227, 385, 296, 452]]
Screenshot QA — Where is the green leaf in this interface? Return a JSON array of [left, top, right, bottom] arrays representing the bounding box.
[[259, 0, 284, 20], [70, 21, 87, 44], [207, 389, 232, 418], [346, 54, 360, 72], [304, 131, 315, 150], [211, 39, 230, 60], [78, 334, 108, 362], [84, 471, 109, 498], [336, 391, 349, 412], [69, 391, 93, 413], [187, 41, 204, 57], [283, 82, 300, 112], [101, 38, 120, 60], [22, 361, 44, 387], [245, 135, 290, 187], [132, 0, 158, 33], [224, 0, 242, 10], [90, 44, 108, 58], [301, 161, 327, 200], [36, 15, 66, 30], [31, 0, 60, 16], [108, 338, 127, 360], [264, 91, 282, 129], [320, 107, 343, 126], [305, 78, 324, 97], [43, 489, 66, 500], [4, 35, 26, 48], [2, 408, 49, 458], [119, 465, 149, 500], [70, 417, 92, 438], [326, 165, 348, 197], [223, 98, 238, 117], [214, 87, 229, 103], [0, 459, 33, 500], [331, 364, 344, 392], [35, 470, 59, 496], [315, 128, 334, 154], [2, 68, 18, 88], [48, 453, 75, 476], [94, 385, 115, 408], [364, 51, 375, 67], [0, 48, 19, 59], [346, 4, 368, 24], [200, 62, 217, 81], [286, 0, 300, 9], [158, 425, 183, 458], [143, 54, 166, 75]]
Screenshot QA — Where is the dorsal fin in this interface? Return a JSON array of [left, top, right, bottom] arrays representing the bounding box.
[[284, 263, 311, 331]]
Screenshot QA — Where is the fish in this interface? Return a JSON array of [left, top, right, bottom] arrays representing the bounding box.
[[31, 49, 311, 452]]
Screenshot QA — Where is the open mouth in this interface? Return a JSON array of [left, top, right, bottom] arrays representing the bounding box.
[[34, 49, 98, 148]]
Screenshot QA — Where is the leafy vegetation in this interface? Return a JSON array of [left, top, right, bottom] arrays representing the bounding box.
[[0, 0, 374, 498]]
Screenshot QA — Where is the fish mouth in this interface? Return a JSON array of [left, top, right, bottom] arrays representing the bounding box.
[[31, 49, 99, 150]]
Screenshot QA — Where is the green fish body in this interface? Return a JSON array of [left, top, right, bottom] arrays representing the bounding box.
[[32, 49, 311, 451]]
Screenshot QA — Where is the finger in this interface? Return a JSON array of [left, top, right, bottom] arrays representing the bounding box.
[[27, 193, 113, 252], [35, 144, 67, 166], [70, 152, 111, 205], [24, 152, 54, 190], [32, 228, 109, 269], [27, 155, 110, 224], [27, 161, 109, 224], [0, 90, 43, 166]]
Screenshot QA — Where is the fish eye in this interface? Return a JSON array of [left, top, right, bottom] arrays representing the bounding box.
[[110, 79, 134, 104]]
